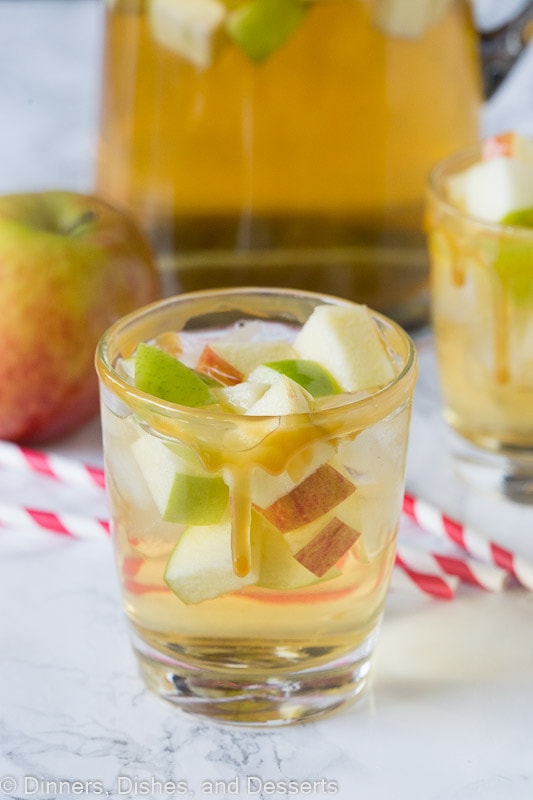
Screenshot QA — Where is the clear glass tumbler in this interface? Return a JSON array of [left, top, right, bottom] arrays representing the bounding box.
[[96, 287, 417, 725], [427, 144, 533, 502]]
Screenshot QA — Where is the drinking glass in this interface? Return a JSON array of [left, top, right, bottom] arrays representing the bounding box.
[[427, 145, 533, 502], [96, 287, 417, 725]]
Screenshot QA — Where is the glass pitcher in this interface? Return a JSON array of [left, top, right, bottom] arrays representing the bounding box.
[[95, 0, 532, 327]]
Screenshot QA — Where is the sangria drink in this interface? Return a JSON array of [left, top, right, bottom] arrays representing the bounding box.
[[427, 135, 533, 498], [96, 0, 481, 326], [96, 288, 417, 724]]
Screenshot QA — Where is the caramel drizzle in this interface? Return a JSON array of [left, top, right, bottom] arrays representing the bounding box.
[[493, 285, 510, 386], [226, 466, 252, 578]]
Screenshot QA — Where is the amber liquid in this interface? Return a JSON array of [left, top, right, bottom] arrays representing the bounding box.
[[103, 404, 405, 673], [96, 0, 480, 325], [97, 290, 417, 722], [429, 215, 533, 452]]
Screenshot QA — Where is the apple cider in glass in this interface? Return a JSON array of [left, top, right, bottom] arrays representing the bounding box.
[[96, 288, 417, 724], [96, 0, 481, 326], [427, 137, 533, 498]]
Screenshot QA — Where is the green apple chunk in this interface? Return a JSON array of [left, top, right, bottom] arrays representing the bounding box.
[[134, 342, 218, 406], [500, 207, 533, 228], [164, 522, 260, 604], [252, 359, 341, 398], [131, 432, 229, 524], [226, 0, 307, 62]]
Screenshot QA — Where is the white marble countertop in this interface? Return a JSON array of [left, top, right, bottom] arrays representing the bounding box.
[[1, 2, 533, 799]]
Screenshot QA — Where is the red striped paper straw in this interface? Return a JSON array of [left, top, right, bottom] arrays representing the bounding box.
[[403, 492, 533, 591], [0, 440, 105, 489], [394, 552, 458, 600], [0, 502, 110, 540], [0, 498, 456, 599], [396, 544, 509, 593]]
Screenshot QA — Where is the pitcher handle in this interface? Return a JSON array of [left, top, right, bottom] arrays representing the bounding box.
[[479, 1, 533, 98]]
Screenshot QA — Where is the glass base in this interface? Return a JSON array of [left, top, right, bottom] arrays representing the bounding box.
[[133, 630, 378, 726], [452, 437, 533, 505]]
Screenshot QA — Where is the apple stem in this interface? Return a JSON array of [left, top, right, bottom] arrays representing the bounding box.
[[64, 210, 98, 236]]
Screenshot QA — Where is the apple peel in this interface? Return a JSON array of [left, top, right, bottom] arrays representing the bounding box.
[[254, 463, 356, 533], [196, 343, 244, 385], [293, 517, 360, 577]]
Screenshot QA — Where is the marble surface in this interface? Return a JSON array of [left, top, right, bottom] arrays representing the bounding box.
[[1, 2, 533, 799]]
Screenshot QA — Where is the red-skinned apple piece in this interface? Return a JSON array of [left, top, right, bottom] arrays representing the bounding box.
[[0, 191, 159, 442], [196, 343, 244, 385], [254, 463, 356, 533], [293, 517, 360, 576]]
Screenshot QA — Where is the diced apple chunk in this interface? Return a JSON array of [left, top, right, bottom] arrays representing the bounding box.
[[482, 132, 533, 165], [293, 517, 359, 577], [214, 380, 269, 412], [250, 440, 335, 508], [164, 522, 260, 604], [131, 432, 229, 525], [294, 304, 396, 391], [154, 330, 183, 357], [249, 358, 341, 397], [226, 0, 307, 63], [255, 515, 339, 590], [245, 374, 316, 415], [255, 463, 355, 532], [446, 156, 533, 223], [372, 0, 451, 37], [196, 344, 245, 385], [149, 0, 226, 69], [200, 339, 296, 380]]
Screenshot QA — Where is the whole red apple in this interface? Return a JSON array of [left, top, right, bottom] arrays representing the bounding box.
[[0, 191, 160, 443]]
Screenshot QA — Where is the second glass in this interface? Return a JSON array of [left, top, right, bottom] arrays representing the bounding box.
[[427, 144, 533, 501]]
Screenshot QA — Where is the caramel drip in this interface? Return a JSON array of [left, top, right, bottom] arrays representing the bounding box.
[[452, 257, 465, 287], [226, 466, 252, 578], [493, 288, 510, 386]]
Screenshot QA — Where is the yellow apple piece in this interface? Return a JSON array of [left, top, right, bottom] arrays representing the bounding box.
[[196, 343, 245, 385], [292, 516, 360, 577], [198, 339, 296, 382], [482, 131, 533, 165], [154, 330, 182, 357], [446, 156, 533, 223], [245, 374, 316, 416], [255, 463, 355, 533], [214, 380, 269, 412], [372, 0, 452, 38], [164, 521, 260, 604], [250, 440, 335, 508], [254, 514, 340, 590], [131, 432, 229, 525], [294, 304, 396, 392], [149, 0, 226, 69]]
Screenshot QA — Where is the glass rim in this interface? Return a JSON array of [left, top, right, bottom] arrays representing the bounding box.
[[427, 140, 533, 241], [95, 286, 418, 428]]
